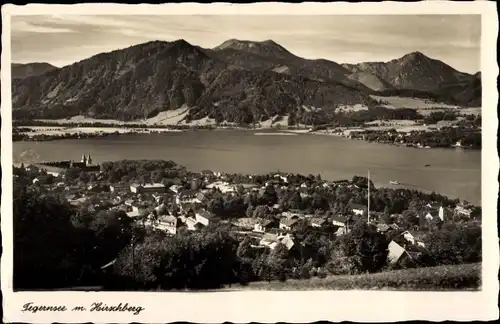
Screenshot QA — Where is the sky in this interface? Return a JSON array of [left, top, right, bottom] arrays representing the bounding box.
[[11, 15, 481, 73]]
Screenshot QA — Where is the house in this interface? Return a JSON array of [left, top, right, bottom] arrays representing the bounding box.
[[68, 197, 88, 207], [130, 183, 166, 194], [331, 215, 347, 227], [176, 190, 199, 205], [425, 202, 442, 210], [376, 224, 390, 233], [130, 183, 143, 194], [401, 231, 416, 245], [196, 192, 207, 203], [154, 203, 168, 215], [253, 219, 275, 233], [310, 218, 327, 228], [207, 181, 235, 193], [281, 211, 302, 220], [153, 215, 178, 235], [109, 184, 130, 193], [178, 215, 187, 224], [455, 203, 472, 217], [279, 218, 298, 231], [387, 240, 414, 266], [144, 183, 166, 193], [152, 193, 163, 203], [424, 206, 444, 222], [195, 210, 218, 226], [278, 233, 295, 251], [126, 208, 141, 218], [351, 204, 367, 216], [128, 202, 146, 217], [179, 202, 196, 214], [335, 226, 348, 236], [186, 217, 204, 231], [389, 224, 400, 231], [271, 204, 281, 210], [259, 233, 279, 249], [169, 184, 182, 194]]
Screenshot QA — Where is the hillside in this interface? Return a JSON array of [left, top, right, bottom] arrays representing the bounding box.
[[12, 39, 375, 122], [378, 72, 481, 108], [225, 263, 481, 291], [342, 52, 480, 107], [347, 70, 395, 91], [342, 51, 473, 91], [12, 62, 58, 79], [211, 39, 369, 91]]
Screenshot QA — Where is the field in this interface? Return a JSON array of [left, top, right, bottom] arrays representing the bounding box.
[[18, 125, 182, 136], [225, 263, 481, 291], [370, 95, 481, 116]]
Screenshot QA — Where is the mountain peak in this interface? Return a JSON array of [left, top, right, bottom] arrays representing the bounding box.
[[214, 39, 250, 50], [214, 38, 287, 51], [262, 39, 279, 46], [400, 51, 430, 62], [171, 39, 192, 47], [213, 38, 296, 62]]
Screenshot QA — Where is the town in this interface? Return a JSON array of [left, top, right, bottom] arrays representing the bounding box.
[[13, 155, 482, 290]]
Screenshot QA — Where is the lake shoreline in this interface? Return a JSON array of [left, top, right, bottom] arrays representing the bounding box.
[[13, 123, 480, 150]]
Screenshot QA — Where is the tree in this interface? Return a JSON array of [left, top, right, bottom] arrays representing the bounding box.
[[425, 222, 481, 265], [114, 229, 240, 290], [245, 205, 255, 218], [381, 213, 392, 225], [252, 205, 269, 218], [267, 243, 290, 281], [328, 222, 389, 275], [236, 236, 253, 260], [13, 183, 97, 289]]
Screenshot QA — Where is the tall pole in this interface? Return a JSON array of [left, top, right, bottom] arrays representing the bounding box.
[[132, 232, 136, 284], [367, 169, 371, 224]]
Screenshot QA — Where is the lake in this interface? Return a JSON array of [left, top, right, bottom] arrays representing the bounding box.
[[13, 130, 481, 205]]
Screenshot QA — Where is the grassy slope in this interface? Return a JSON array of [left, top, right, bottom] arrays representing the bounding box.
[[226, 263, 481, 291]]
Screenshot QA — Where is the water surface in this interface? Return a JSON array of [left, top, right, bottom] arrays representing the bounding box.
[[13, 130, 481, 205]]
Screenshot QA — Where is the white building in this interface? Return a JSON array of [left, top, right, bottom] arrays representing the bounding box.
[[195, 210, 217, 226], [153, 215, 178, 235], [351, 204, 367, 216], [424, 206, 444, 222], [130, 183, 166, 194]]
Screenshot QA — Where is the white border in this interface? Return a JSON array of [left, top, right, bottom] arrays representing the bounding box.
[[2, 2, 499, 323]]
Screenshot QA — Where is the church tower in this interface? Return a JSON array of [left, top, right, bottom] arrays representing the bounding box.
[[81, 154, 87, 164], [87, 154, 92, 166]]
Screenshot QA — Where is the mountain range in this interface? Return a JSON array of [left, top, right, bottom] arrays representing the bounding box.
[[11, 39, 481, 123]]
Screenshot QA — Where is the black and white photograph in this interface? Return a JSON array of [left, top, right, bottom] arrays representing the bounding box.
[[1, 2, 498, 323]]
